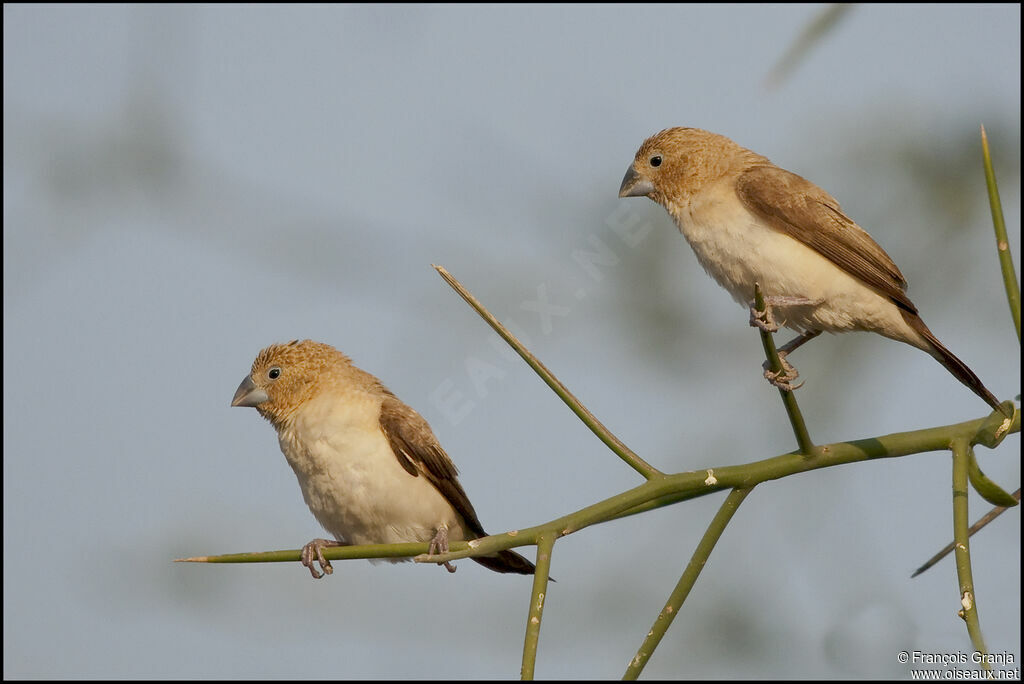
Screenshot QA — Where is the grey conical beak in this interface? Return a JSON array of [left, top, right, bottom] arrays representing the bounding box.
[[618, 166, 655, 198], [232, 375, 269, 407]]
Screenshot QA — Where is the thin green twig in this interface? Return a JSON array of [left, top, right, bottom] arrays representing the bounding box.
[[623, 487, 753, 680], [951, 439, 989, 666], [980, 125, 1021, 342], [433, 264, 663, 480], [753, 284, 816, 454], [175, 541, 466, 565], [912, 488, 1021, 578], [521, 533, 555, 680]]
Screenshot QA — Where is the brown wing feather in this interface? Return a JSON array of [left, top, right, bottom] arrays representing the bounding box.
[[736, 165, 917, 313], [379, 389, 539, 575], [377, 391, 489, 538]]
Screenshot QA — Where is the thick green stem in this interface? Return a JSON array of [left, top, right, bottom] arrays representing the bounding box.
[[951, 439, 989, 666], [520, 534, 555, 680]]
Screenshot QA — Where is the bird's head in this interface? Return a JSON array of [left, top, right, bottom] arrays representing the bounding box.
[[619, 127, 763, 210], [231, 339, 351, 428]]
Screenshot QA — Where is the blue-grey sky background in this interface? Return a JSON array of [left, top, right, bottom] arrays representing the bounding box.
[[4, 4, 1020, 679]]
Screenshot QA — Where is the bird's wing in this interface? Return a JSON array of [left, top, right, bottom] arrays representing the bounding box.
[[736, 164, 917, 313], [378, 392, 488, 537]]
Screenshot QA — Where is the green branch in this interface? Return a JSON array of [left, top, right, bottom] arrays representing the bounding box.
[[417, 409, 1019, 566], [950, 439, 990, 667], [980, 125, 1021, 342], [752, 284, 816, 454], [912, 488, 1021, 578], [433, 264, 663, 481], [521, 534, 555, 680], [181, 385, 1019, 572], [624, 487, 753, 680], [175, 541, 466, 566]]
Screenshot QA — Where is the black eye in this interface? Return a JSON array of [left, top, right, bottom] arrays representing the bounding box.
[[650, 155, 662, 168], [268, 367, 281, 380]]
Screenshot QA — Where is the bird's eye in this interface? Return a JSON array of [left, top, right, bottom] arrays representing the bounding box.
[[650, 155, 662, 168], [268, 367, 281, 380]]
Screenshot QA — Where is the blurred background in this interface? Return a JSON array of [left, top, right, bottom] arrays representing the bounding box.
[[3, 4, 1019, 678]]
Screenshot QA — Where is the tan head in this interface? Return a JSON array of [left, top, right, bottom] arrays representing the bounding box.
[[619, 127, 767, 209], [231, 340, 353, 428]]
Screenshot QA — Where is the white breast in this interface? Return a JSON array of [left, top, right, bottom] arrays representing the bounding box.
[[276, 390, 468, 550], [670, 180, 925, 348]]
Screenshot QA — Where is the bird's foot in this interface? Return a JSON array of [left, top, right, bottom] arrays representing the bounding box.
[[749, 302, 778, 333], [429, 525, 457, 573], [763, 350, 804, 391], [301, 538, 345, 579]]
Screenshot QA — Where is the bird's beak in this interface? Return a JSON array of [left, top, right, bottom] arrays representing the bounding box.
[[619, 165, 655, 198], [232, 375, 269, 407]]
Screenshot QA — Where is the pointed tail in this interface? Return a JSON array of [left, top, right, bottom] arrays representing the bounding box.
[[472, 549, 539, 576], [903, 311, 1010, 417]]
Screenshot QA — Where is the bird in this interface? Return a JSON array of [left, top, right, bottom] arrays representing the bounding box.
[[618, 127, 1009, 416], [231, 339, 537, 578]]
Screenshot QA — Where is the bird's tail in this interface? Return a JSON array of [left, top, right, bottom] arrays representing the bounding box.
[[903, 312, 1010, 417], [472, 549, 539, 576]]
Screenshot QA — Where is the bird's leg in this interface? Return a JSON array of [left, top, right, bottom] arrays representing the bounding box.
[[428, 524, 457, 573], [777, 329, 822, 356], [763, 330, 823, 391], [301, 538, 345, 579]]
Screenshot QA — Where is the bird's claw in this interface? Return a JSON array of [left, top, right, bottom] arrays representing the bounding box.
[[749, 302, 778, 333], [764, 370, 804, 392], [429, 526, 457, 573], [763, 351, 804, 391], [301, 538, 340, 579]]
